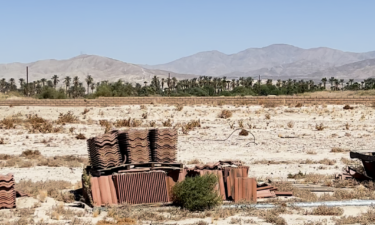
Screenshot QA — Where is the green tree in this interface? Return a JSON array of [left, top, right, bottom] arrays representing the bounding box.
[[51, 75, 59, 89]]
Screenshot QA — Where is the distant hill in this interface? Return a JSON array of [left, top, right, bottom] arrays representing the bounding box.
[[0, 55, 197, 87], [143, 44, 375, 79], [308, 58, 375, 80]]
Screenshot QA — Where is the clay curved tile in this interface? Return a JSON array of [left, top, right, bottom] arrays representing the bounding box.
[[0, 174, 14, 182]]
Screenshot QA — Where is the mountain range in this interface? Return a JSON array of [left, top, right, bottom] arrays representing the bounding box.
[[144, 44, 375, 80], [2, 44, 375, 85], [0, 55, 196, 86]]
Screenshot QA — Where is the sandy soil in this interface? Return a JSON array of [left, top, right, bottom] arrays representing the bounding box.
[[0, 103, 374, 224]]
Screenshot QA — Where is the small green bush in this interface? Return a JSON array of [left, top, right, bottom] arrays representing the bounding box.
[[172, 173, 222, 211]]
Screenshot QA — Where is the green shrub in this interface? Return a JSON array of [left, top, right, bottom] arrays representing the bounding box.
[[171, 174, 222, 211]]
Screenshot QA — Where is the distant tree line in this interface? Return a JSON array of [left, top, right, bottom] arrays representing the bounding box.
[[0, 75, 374, 99]]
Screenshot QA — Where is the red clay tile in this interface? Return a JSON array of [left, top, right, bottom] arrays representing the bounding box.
[[98, 176, 112, 205], [90, 177, 101, 206], [108, 175, 118, 205]]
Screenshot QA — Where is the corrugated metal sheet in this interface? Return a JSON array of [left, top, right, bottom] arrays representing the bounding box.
[[113, 171, 169, 204]]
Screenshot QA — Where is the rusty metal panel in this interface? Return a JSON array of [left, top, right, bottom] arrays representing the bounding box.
[[113, 171, 169, 204]]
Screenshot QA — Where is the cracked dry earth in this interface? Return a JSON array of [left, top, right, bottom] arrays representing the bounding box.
[[0, 103, 374, 224]]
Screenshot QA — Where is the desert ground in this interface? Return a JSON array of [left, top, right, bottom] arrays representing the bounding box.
[[0, 101, 374, 224]]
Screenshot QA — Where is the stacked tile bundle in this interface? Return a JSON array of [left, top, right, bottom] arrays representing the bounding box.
[[149, 128, 177, 163], [87, 133, 123, 169], [0, 173, 16, 209], [117, 129, 151, 164]]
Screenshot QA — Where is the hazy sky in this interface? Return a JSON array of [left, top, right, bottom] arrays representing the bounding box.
[[1, 1, 374, 64]]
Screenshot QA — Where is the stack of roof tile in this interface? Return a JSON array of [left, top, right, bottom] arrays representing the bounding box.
[[0, 173, 16, 209], [149, 128, 177, 163], [117, 129, 151, 164], [87, 133, 122, 169]]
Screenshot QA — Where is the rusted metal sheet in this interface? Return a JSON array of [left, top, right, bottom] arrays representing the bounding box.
[[113, 171, 169, 204]]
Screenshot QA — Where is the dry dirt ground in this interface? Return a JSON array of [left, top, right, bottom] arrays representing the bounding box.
[[0, 103, 374, 224]]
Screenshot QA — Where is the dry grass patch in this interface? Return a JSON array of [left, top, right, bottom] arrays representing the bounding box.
[[162, 119, 173, 127], [82, 108, 90, 115], [218, 110, 232, 119], [56, 111, 78, 124], [48, 203, 85, 220], [343, 105, 354, 110], [239, 129, 249, 136], [75, 133, 86, 140], [16, 180, 76, 202], [243, 207, 289, 225], [287, 121, 294, 128], [331, 147, 348, 153], [0, 150, 88, 168], [304, 205, 343, 216], [333, 208, 375, 224], [187, 159, 203, 164], [315, 123, 325, 131], [175, 104, 184, 111]]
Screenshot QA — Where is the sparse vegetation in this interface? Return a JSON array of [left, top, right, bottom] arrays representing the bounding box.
[[56, 111, 78, 124], [343, 105, 354, 110], [239, 129, 249, 136], [305, 205, 343, 216], [162, 119, 173, 127], [331, 147, 348, 153], [287, 121, 294, 128], [172, 174, 222, 211], [315, 123, 325, 131], [75, 133, 86, 140], [218, 110, 232, 119]]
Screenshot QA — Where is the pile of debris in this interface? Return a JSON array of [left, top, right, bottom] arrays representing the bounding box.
[[336, 151, 375, 181], [184, 161, 293, 202], [84, 128, 292, 206]]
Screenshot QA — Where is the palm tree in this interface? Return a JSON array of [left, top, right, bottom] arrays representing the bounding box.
[[9, 78, 15, 91], [340, 79, 344, 89], [19, 78, 25, 94], [349, 79, 354, 86], [90, 83, 95, 94], [63, 76, 71, 94], [85, 75, 93, 94], [321, 78, 327, 90], [51, 75, 59, 89], [41, 78, 47, 87]]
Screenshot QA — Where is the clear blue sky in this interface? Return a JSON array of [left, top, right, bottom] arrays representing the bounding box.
[[0, 1, 374, 64]]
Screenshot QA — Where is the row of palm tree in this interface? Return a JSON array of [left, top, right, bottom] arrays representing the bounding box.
[[1, 74, 375, 98]]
